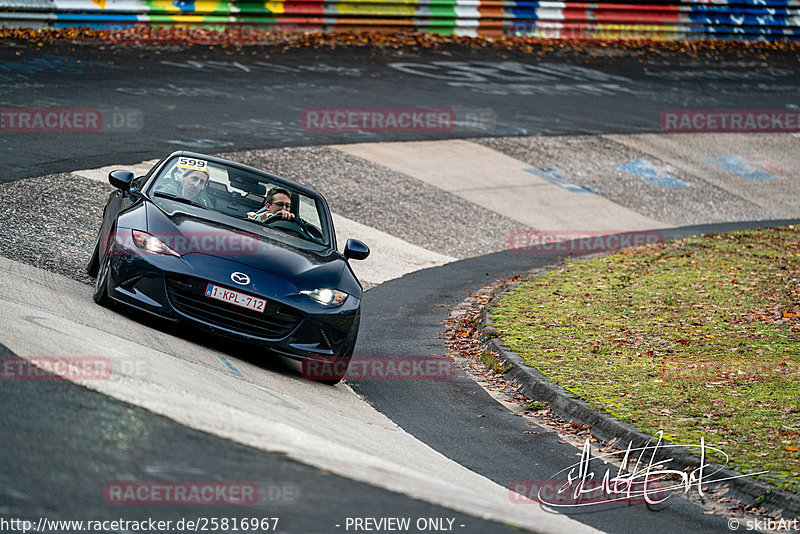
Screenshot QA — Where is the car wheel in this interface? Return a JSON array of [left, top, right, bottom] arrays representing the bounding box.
[[86, 240, 100, 276], [93, 253, 112, 306], [312, 356, 352, 386], [320, 355, 352, 386], [302, 354, 352, 386]]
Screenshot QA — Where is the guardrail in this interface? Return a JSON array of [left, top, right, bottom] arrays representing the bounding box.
[[0, 0, 798, 40]]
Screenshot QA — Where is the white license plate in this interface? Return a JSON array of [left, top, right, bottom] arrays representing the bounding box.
[[205, 283, 266, 313]]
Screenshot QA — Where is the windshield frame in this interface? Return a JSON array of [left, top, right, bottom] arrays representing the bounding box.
[[142, 152, 335, 251]]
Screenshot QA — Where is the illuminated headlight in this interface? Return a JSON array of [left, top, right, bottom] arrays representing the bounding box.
[[131, 230, 181, 257], [300, 288, 348, 306]]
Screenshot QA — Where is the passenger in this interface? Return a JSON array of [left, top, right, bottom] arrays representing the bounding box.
[[157, 168, 214, 208]]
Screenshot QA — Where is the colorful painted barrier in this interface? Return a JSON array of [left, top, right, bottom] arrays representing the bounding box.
[[0, 0, 798, 40]]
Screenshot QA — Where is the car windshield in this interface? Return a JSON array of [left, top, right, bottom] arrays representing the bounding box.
[[146, 156, 331, 248]]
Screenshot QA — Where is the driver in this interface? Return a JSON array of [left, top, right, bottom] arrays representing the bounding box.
[[157, 168, 214, 208], [248, 187, 295, 222]]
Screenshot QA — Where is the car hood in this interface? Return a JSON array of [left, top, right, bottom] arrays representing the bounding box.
[[144, 202, 346, 291]]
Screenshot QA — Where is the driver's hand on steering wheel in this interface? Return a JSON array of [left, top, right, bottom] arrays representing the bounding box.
[[248, 210, 295, 222]]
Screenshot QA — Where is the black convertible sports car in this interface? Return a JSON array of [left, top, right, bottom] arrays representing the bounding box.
[[87, 151, 369, 383]]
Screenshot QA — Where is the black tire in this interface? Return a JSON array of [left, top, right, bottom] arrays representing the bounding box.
[[302, 354, 352, 386], [304, 313, 359, 385], [86, 244, 100, 276], [86, 230, 103, 276], [320, 355, 353, 386], [93, 253, 112, 306]]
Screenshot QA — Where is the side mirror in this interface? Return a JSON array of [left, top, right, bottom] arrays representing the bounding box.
[[109, 170, 134, 191], [343, 238, 369, 261]]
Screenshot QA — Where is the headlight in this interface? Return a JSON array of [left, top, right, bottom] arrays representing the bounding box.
[[300, 288, 348, 306], [131, 230, 181, 257]]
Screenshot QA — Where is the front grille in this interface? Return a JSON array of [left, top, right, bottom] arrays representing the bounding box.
[[166, 275, 303, 339]]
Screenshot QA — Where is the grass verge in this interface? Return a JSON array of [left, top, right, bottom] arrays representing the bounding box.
[[491, 226, 800, 493]]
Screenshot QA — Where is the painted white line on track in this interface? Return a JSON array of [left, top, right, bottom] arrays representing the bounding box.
[[333, 212, 456, 286]]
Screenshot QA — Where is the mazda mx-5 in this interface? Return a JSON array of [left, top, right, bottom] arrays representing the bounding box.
[[87, 151, 369, 383]]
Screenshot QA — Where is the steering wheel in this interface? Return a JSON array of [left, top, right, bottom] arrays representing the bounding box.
[[262, 213, 316, 240]]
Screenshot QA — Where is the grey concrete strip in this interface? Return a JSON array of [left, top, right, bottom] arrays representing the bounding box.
[[0, 256, 599, 534], [602, 133, 800, 219], [334, 139, 664, 231], [475, 136, 774, 225]]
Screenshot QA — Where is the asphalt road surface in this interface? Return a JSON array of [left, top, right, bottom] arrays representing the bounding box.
[[0, 41, 797, 182]]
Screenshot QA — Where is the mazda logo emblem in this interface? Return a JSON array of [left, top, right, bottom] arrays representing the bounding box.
[[230, 272, 250, 285]]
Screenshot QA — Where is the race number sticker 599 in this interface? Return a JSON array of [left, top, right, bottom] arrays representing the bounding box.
[[177, 157, 208, 172]]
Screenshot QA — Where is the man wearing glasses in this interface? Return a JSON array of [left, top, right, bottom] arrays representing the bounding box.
[[248, 187, 295, 222]]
